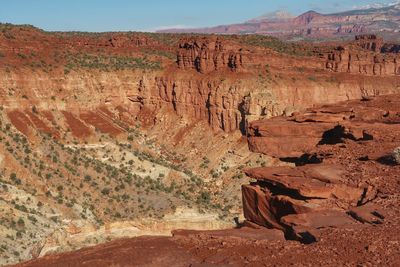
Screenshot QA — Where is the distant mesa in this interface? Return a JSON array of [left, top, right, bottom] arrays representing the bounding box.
[[157, 4, 400, 41]]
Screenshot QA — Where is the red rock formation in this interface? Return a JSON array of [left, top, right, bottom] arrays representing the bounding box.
[[1, 25, 400, 136], [243, 94, 400, 242], [177, 37, 247, 73], [326, 35, 400, 75], [354, 34, 383, 52]]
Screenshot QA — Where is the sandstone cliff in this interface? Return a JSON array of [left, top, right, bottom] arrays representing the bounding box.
[[326, 35, 400, 76], [1, 26, 400, 136]]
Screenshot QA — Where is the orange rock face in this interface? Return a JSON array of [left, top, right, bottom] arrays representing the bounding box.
[[326, 35, 400, 76], [177, 37, 247, 73]]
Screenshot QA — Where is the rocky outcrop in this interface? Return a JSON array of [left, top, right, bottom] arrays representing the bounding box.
[[243, 95, 400, 242], [247, 96, 400, 157], [242, 164, 366, 242], [326, 35, 400, 76], [177, 38, 248, 73], [354, 34, 384, 52]]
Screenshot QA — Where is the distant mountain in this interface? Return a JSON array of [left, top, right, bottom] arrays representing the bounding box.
[[158, 4, 400, 41], [247, 10, 295, 23]]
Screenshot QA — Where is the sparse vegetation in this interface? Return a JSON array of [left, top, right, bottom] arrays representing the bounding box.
[[229, 34, 313, 57], [307, 76, 317, 82], [64, 53, 162, 72]]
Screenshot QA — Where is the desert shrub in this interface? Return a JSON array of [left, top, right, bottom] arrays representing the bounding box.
[[197, 191, 211, 205], [230, 35, 312, 57], [10, 173, 21, 185], [65, 53, 162, 71], [308, 76, 317, 82], [17, 218, 25, 227], [17, 53, 27, 59], [101, 187, 110, 195]]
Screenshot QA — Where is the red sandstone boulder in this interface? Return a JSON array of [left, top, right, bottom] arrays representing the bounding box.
[[246, 98, 398, 157]]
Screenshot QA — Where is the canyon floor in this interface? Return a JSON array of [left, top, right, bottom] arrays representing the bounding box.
[[13, 94, 400, 267], [0, 23, 399, 266]]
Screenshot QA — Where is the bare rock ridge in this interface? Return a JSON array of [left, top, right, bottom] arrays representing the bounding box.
[[242, 94, 400, 242]]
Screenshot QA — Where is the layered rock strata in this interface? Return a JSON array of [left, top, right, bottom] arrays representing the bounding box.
[[1, 26, 400, 135], [326, 35, 400, 75]]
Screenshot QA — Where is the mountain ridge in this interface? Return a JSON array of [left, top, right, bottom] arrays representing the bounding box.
[[157, 3, 400, 41]]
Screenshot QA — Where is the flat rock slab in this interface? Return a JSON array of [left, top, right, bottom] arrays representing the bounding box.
[[348, 204, 385, 224], [293, 113, 350, 123], [248, 136, 322, 158], [248, 120, 334, 138], [281, 210, 356, 229], [245, 166, 363, 202]]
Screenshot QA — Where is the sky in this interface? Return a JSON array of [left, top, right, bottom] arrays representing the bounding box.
[[0, 0, 398, 32]]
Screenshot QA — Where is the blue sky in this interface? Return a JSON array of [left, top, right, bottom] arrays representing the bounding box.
[[0, 0, 397, 32]]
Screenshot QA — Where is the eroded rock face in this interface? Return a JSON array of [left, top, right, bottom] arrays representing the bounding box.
[[2, 26, 400, 135], [326, 35, 400, 76], [177, 38, 247, 73], [354, 34, 384, 52], [243, 94, 400, 243]]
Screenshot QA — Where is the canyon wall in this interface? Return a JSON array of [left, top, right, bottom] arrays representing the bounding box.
[[1, 27, 400, 134], [326, 35, 400, 75], [177, 38, 248, 73]]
